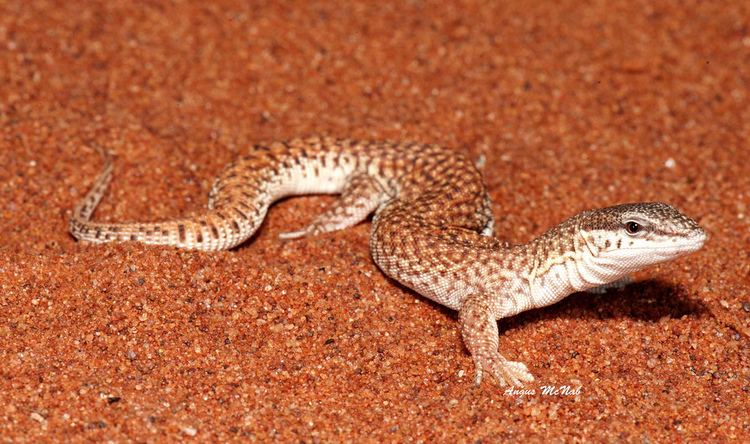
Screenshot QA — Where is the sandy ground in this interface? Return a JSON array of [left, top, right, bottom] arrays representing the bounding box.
[[1, 0, 749, 441]]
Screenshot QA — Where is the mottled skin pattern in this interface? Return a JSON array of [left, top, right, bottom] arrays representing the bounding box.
[[70, 137, 707, 387]]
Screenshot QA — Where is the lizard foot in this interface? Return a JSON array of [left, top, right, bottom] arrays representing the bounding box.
[[279, 224, 320, 240], [473, 352, 535, 387]]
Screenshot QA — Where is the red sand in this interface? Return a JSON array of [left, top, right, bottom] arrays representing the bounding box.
[[1, 0, 748, 441]]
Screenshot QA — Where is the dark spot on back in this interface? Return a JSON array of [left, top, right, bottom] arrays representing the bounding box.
[[233, 207, 248, 220]]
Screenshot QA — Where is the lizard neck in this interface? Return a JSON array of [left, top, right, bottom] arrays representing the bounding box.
[[495, 214, 624, 315], [524, 231, 586, 310], [525, 220, 641, 309]]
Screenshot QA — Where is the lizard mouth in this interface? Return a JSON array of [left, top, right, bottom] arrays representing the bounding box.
[[592, 230, 707, 264], [602, 234, 707, 261]]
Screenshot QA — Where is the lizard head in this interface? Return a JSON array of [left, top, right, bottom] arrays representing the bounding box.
[[576, 202, 707, 275]]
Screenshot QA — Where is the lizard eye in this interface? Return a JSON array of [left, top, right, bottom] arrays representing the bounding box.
[[625, 221, 642, 235]]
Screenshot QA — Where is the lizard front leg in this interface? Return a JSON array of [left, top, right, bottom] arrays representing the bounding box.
[[459, 292, 535, 387]]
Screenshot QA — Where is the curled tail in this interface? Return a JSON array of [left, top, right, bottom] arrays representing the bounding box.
[[69, 147, 271, 251]]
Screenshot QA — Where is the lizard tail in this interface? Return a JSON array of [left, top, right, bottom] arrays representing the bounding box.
[[69, 147, 270, 251]]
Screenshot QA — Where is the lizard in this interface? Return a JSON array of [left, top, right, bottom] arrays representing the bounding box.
[[69, 136, 708, 386]]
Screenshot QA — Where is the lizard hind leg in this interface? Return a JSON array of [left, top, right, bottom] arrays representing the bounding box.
[[279, 173, 387, 240], [459, 292, 535, 387]]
